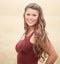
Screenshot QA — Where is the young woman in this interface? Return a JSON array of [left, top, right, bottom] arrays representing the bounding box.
[[15, 3, 58, 64]]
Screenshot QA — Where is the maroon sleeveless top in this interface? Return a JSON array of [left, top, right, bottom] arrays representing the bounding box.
[[15, 32, 39, 64]]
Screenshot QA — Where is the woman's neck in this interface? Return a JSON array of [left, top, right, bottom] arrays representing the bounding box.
[[28, 26, 34, 33]]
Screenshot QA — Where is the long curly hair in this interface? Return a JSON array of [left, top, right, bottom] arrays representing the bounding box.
[[23, 3, 47, 61]]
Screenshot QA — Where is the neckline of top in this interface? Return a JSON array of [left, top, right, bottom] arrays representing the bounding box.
[[26, 31, 34, 39], [20, 31, 34, 41]]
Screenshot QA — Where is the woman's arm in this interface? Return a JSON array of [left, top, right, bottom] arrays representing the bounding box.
[[42, 37, 58, 64]]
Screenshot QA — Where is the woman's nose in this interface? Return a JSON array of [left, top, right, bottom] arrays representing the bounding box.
[[29, 15, 33, 19]]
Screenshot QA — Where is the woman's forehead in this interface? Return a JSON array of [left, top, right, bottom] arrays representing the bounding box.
[[25, 8, 39, 14]]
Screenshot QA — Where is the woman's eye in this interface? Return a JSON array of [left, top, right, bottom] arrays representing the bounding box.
[[26, 13, 37, 17], [33, 14, 36, 16], [26, 14, 30, 16]]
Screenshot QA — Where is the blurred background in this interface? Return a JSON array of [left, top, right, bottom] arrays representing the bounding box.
[[0, 0, 60, 64]]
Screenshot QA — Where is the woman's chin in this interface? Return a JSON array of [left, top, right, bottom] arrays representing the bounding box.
[[28, 24, 34, 27]]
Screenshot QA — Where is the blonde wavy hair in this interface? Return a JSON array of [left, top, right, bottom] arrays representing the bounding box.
[[23, 3, 47, 61]]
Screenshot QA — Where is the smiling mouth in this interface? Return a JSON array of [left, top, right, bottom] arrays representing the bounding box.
[[28, 21, 34, 24], [28, 20, 34, 22]]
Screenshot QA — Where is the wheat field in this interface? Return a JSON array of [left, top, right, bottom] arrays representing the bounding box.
[[0, 0, 60, 64]]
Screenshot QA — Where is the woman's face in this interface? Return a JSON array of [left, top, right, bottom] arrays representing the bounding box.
[[24, 8, 39, 27]]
